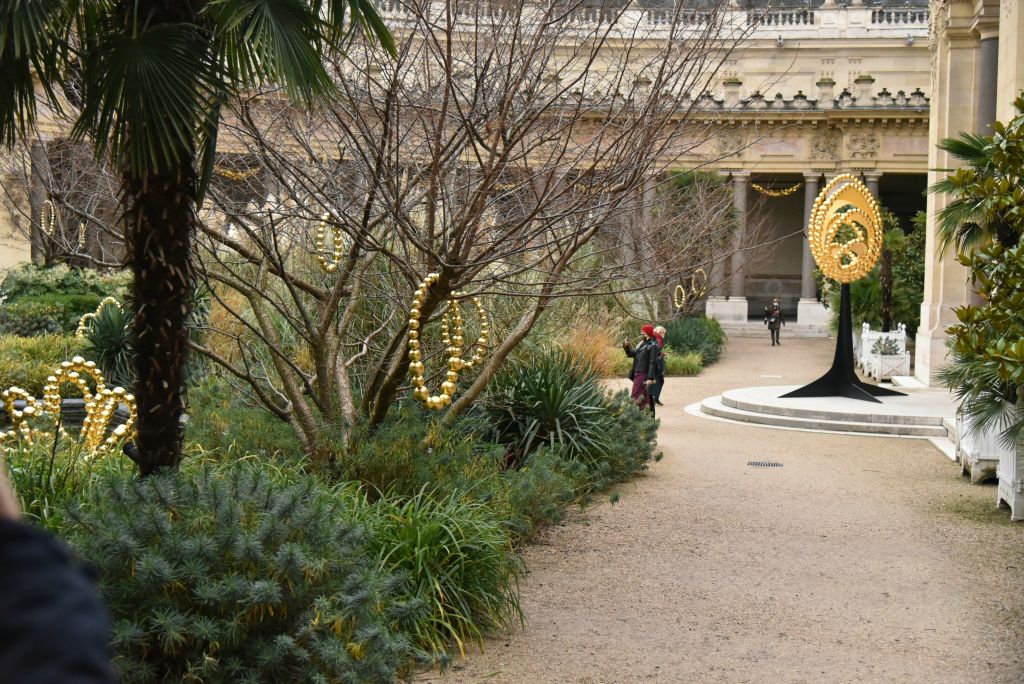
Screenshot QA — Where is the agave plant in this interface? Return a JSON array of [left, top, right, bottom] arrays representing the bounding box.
[[482, 350, 613, 469], [82, 300, 135, 389]]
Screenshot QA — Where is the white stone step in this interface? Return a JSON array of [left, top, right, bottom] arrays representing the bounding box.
[[699, 395, 949, 437], [718, 323, 832, 339], [720, 391, 945, 426]]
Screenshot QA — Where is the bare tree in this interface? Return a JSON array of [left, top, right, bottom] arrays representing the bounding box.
[[1, 137, 123, 269], [190, 0, 754, 453]]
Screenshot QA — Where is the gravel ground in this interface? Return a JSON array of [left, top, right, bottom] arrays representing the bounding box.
[[424, 336, 1024, 683]]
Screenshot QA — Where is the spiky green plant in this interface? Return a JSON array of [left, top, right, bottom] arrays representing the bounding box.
[[66, 461, 418, 683], [82, 300, 135, 389], [483, 351, 614, 468]]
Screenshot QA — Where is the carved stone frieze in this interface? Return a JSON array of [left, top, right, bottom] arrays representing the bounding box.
[[716, 127, 746, 159], [810, 127, 843, 160], [848, 130, 881, 159]]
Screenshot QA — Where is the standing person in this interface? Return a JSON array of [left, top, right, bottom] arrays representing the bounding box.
[[650, 325, 667, 407], [623, 324, 660, 412], [764, 297, 785, 346]]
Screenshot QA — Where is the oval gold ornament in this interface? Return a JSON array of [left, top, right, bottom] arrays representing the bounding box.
[[807, 174, 884, 284]]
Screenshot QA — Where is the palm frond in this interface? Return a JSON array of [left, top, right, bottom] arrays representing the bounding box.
[[0, 0, 70, 147], [206, 0, 335, 102], [72, 21, 226, 173], [936, 132, 992, 167]]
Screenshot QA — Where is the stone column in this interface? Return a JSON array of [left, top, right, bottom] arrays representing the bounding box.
[[729, 172, 749, 299], [916, 3, 982, 385], [977, 29, 999, 135], [705, 172, 750, 323], [997, 0, 1024, 123], [862, 172, 881, 198], [797, 173, 829, 327]]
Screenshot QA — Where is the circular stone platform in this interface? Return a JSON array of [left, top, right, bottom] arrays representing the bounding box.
[[694, 385, 956, 439]]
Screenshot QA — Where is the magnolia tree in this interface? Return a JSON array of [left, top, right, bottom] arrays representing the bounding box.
[[188, 0, 754, 453]]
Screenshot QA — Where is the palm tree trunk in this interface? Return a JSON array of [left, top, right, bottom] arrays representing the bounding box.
[[124, 161, 196, 475], [880, 248, 893, 332]]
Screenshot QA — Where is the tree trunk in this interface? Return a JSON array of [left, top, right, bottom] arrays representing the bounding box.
[[124, 161, 196, 475], [880, 247, 893, 332]]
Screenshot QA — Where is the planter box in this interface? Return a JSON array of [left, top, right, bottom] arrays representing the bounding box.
[[955, 411, 1001, 484], [997, 442, 1024, 522], [866, 352, 910, 382]]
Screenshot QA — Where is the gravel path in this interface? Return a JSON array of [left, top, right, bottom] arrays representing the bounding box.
[[428, 336, 1024, 683]]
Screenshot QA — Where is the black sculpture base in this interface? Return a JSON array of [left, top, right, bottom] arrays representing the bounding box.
[[781, 284, 905, 404]]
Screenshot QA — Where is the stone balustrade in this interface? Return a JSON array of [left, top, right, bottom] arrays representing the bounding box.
[[379, 2, 930, 40]]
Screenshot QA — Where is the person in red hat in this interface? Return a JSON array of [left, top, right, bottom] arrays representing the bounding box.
[[622, 324, 660, 412]]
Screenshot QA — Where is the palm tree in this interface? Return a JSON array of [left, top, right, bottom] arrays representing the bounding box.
[[0, 1, 393, 474]]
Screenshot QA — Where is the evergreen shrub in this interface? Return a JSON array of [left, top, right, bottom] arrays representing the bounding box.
[[0, 262, 129, 300], [664, 316, 726, 365], [67, 462, 417, 683]]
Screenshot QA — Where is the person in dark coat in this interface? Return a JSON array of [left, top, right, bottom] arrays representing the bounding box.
[[0, 466, 116, 683], [764, 297, 785, 346], [623, 323, 660, 412]]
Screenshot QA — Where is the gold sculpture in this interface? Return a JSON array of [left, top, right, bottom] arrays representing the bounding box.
[[751, 181, 802, 198], [77, 221, 86, 250], [0, 357, 136, 458], [673, 268, 709, 310], [807, 173, 883, 283], [41, 200, 56, 236], [315, 213, 346, 273], [75, 297, 122, 338], [406, 274, 490, 410]]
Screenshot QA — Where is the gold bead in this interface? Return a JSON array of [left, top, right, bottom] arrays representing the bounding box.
[[437, 394, 451, 407], [408, 339, 420, 351], [413, 386, 429, 402], [408, 361, 425, 375], [408, 319, 420, 330], [446, 371, 458, 383], [441, 381, 457, 396], [408, 349, 421, 362], [448, 357, 462, 372], [408, 330, 419, 341], [452, 335, 464, 346]]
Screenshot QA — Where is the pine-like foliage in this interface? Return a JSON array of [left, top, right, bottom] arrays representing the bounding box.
[[67, 462, 418, 683]]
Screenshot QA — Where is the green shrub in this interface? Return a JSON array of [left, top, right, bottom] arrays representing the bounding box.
[[0, 294, 106, 336], [353, 487, 523, 655], [184, 376, 306, 462], [0, 299, 65, 336], [67, 461, 417, 683], [483, 350, 613, 467], [664, 316, 726, 365], [501, 447, 575, 538], [665, 350, 702, 376], [0, 262, 129, 301], [592, 390, 659, 492], [340, 407, 504, 500], [0, 334, 85, 395]]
